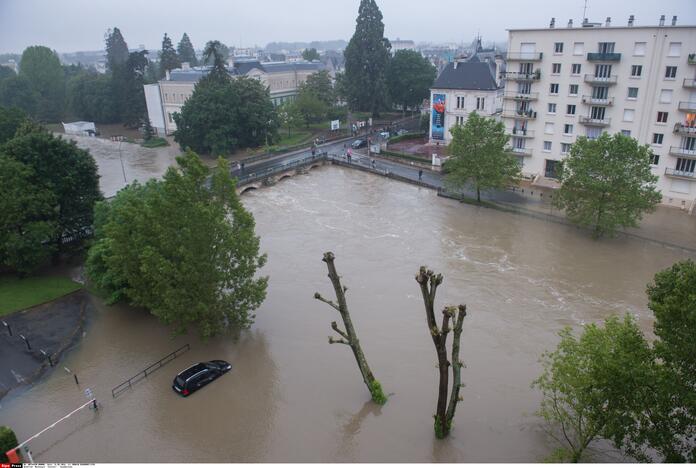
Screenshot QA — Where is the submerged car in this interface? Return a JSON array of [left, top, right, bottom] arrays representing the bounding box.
[[172, 360, 232, 397]]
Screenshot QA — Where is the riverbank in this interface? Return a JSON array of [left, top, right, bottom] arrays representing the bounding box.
[[0, 275, 82, 316]]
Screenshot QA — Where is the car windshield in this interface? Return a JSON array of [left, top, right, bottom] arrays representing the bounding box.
[[175, 376, 185, 387]]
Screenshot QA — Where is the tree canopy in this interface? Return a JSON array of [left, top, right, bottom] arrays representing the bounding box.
[[86, 151, 268, 337], [0, 66, 15, 81], [343, 0, 391, 116], [0, 75, 37, 116], [0, 106, 28, 144], [300, 70, 334, 107], [553, 133, 662, 238], [67, 71, 118, 123], [301, 48, 320, 61], [159, 33, 181, 78], [202, 40, 229, 83], [177, 33, 198, 67], [19, 46, 65, 121], [105, 27, 129, 72], [387, 49, 436, 114], [444, 112, 520, 202]]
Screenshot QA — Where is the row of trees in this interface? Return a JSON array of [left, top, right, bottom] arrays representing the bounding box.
[[535, 259, 696, 462], [0, 106, 102, 274], [444, 112, 661, 238]]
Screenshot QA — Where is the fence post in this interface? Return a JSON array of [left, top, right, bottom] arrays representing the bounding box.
[[2, 320, 11, 336], [19, 334, 31, 350]]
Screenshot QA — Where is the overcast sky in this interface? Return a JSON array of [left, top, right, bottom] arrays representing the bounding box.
[[1, 0, 695, 54]]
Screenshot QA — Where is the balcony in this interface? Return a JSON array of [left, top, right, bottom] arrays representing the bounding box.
[[579, 116, 611, 126], [503, 91, 539, 101], [674, 123, 696, 135], [683, 79, 696, 88], [586, 52, 622, 62], [584, 74, 618, 85], [501, 109, 538, 120], [665, 168, 696, 180], [581, 95, 614, 106], [507, 147, 533, 156], [688, 53, 696, 65], [678, 101, 696, 112], [506, 52, 543, 61], [508, 128, 535, 138], [500, 70, 541, 81], [669, 146, 696, 158]]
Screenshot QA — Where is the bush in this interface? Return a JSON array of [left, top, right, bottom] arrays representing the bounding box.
[[141, 137, 169, 148], [387, 131, 425, 144], [0, 426, 18, 462]]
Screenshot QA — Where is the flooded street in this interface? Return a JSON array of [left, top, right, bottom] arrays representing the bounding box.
[[0, 166, 693, 462]]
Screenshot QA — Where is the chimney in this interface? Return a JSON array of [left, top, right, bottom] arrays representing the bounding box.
[[628, 15, 635, 27], [672, 15, 677, 26], [583, 17, 589, 26], [550, 17, 555, 28], [567, 19, 573, 28], [659, 15, 665, 26], [605, 17, 611, 27]]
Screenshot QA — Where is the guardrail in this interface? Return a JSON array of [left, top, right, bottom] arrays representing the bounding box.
[[111, 343, 191, 397], [236, 152, 329, 186]]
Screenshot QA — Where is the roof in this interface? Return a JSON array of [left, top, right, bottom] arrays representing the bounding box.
[[507, 24, 696, 32], [167, 60, 324, 83], [432, 61, 499, 91]]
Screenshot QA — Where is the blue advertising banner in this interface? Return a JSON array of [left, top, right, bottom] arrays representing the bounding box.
[[431, 94, 445, 140]]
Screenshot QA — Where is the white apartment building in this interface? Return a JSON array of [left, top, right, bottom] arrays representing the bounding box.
[[502, 15, 696, 208], [429, 56, 504, 144], [145, 59, 324, 135]]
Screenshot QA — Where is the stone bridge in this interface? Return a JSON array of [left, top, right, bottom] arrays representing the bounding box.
[[235, 153, 330, 195]]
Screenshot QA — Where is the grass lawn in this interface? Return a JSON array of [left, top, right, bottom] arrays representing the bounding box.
[[276, 130, 312, 147], [0, 275, 82, 316]]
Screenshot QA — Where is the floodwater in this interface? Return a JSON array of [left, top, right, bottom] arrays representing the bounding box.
[[0, 166, 693, 462]]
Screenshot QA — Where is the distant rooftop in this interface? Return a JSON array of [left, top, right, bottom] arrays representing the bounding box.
[[509, 15, 694, 31], [167, 60, 324, 82], [432, 61, 499, 91]]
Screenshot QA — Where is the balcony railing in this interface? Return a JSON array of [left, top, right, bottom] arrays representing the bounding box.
[[501, 109, 538, 119], [665, 168, 696, 179], [669, 146, 696, 158], [503, 91, 539, 101], [581, 95, 614, 106], [579, 116, 611, 126], [505, 52, 543, 61], [683, 78, 696, 88], [507, 147, 533, 156], [674, 123, 696, 135], [500, 70, 541, 81], [678, 101, 696, 112], [587, 52, 622, 62], [584, 74, 618, 85], [509, 128, 535, 138]]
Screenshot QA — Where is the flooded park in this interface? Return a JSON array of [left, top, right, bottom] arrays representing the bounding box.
[[0, 164, 694, 462]]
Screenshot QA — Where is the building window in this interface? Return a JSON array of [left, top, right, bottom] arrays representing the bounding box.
[[566, 105, 576, 115], [631, 65, 642, 77], [571, 63, 581, 75], [569, 84, 579, 96], [665, 66, 677, 79], [621, 130, 631, 137], [554, 42, 564, 54], [543, 141, 552, 152], [564, 124, 574, 134], [633, 42, 647, 56], [676, 158, 696, 173], [598, 42, 615, 54], [167, 112, 173, 123], [552, 63, 561, 74], [548, 103, 557, 114], [649, 153, 660, 165], [623, 109, 635, 122], [573, 42, 584, 55], [586, 127, 602, 139], [456, 116, 465, 125], [657, 111, 669, 123], [544, 122, 554, 134], [456, 96, 465, 109], [476, 97, 485, 111], [653, 133, 664, 145], [545, 159, 560, 178], [627, 87, 638, 99], [668, 42, 681, 57], [659, 89, 673, 104], [561, 143, 572, 154], [550, 83, 559, 94]]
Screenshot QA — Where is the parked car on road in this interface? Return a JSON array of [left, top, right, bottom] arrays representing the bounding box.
[[351, 139, 367, 149], [172, 360, 232, 397]]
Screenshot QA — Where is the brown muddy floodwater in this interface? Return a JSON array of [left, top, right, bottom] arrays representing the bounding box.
[[0, 166, 693, 462]]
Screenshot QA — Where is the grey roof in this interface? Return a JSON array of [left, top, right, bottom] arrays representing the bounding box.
[[167, 60, 324, 83], [432, 61, 499, 91]]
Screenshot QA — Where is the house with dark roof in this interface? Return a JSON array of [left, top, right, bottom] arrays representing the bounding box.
[[429, 54, 505, 144]]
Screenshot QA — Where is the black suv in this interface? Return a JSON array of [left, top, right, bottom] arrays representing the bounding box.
[[172, 360, 232, 397]]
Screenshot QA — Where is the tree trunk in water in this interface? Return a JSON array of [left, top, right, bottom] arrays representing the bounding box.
[[315, 252, 386, 404], [416, 267, 467, 438]]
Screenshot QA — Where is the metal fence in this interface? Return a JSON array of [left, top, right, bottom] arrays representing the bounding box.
[[111, 343, 191, 397]]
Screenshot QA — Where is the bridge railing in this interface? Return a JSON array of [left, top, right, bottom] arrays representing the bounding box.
[[236, 152, 329, 185]]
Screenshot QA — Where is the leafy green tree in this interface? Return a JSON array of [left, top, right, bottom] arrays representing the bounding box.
[[444, 112, 520, 203], [177, 32, 198, 66], [0, 75, 38, 115], [0, 426, 19, 463], [300, 70, 334, 107], [0, 155, 57, 274], [0, 65, 15, 81], [86, 151, 267, 337], [19, 46, 65, 121], [277, 101, 303, 137], [119, 51, 149, 127], [105, 27, 130, 72], [202, 40, 229, 83], [387, 50, 436, 116], [67, 71, 118, 123], [553, 133, 661, 238], [295, 89, 328, 126], [1, 125, 102, 253], [533, 315, 654, 463], [333, 71, 348, 103], [233, 76, 278, 148], [343, 0, 391, 116], [0, 105, 29, 144], [302, 48, 320, 61], [159, 33, 181, 79]]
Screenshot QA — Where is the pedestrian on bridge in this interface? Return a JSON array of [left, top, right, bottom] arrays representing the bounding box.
[[419, 169, 423, 181]]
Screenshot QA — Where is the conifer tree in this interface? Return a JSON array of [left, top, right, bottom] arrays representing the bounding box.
[[105, 27, 129, 72], [177, 33, 198, 67], [159, 33, 181, 78]]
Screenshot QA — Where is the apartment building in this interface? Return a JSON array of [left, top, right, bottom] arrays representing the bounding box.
[[502, 16, 696, 208], [145, 59, 324, 135]]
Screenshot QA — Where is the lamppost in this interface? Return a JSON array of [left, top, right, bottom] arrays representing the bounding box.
[[118, 139, 127, 185]]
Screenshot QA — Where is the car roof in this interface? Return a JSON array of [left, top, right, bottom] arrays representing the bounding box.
[[178, 363, 207, 380]]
